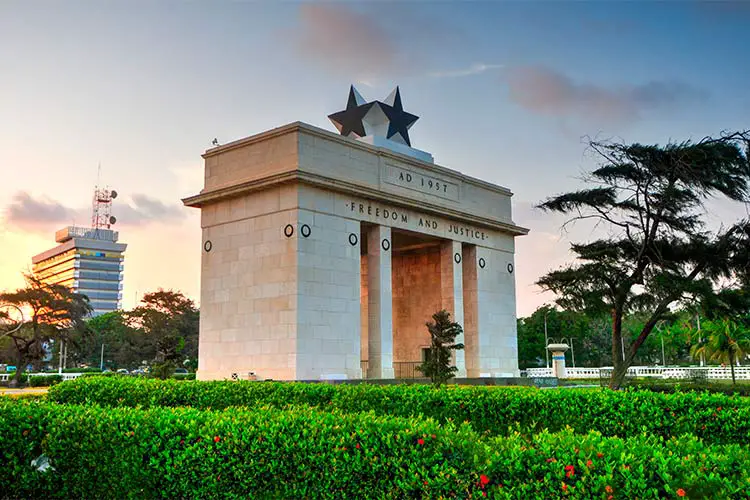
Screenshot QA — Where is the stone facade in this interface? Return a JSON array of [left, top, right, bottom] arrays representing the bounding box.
[[184, 122, 528, 381]]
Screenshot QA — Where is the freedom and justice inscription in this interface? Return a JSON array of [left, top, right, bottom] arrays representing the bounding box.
[[346, 199, 488, 242]]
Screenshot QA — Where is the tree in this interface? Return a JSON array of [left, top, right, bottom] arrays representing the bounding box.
[[417, 310, 464, 386], [537, 131, 750, 389], [0, 274, 92, 386], [85, 311, 141, 369], [690, 319, 750, 384], [126, 290, 198, 379]]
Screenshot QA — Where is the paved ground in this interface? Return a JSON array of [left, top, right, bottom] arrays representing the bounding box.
[[0, 387, 48, 396]]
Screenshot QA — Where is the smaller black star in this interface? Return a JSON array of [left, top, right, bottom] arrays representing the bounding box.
[[380, 87, 419, 146], [328, 86, 373, 139]]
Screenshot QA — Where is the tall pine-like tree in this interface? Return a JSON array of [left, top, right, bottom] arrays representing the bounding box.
[[537, 131, 750, 389], [417, 310, 464, 386]]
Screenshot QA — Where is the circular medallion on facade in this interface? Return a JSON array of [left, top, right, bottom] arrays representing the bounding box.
[[301, 224, 311, 238], [203, 240, 213, 252], [349, 233, 358, 246], [381, 238, 390, 251], [284, 224, 294, 238], [479, 257, 486, 269], [454, 253, 461, 264], [507, 263, 514, 273]]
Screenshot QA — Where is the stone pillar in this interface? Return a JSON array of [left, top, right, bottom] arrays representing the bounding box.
[[548, 343, 569, 378], [441, 240, 465, 377], [367, 225, 394, 379], [461, 244, 479, 377]]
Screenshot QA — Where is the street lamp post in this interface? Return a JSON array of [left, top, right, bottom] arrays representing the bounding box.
[[544, 310, 550, 369], [100, 344, 105, 371]]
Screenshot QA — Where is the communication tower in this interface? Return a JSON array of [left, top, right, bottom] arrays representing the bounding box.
[[91, 186, 118, 230]]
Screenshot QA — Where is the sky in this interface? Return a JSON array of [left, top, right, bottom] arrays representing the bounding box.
[[1, 1, 749, 317]]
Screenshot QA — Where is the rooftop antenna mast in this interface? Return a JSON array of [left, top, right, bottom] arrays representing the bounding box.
[[91, 164, 118, 235]]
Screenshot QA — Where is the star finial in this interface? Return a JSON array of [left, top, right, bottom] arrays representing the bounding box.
[[327, 85, 373, 139], [328, 85, 420, 147], [380, 87, 419, 146]]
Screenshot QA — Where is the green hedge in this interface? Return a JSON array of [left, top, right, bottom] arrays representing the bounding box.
[[2, 399, 749, 499], [49, 378, 750, 445], [29, 375, 63, 387]]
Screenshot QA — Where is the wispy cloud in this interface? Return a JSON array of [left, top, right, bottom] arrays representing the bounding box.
[[2, 191, 186, 232], [506, 66, 708, 125], [288, 3, 463, 82], [428, 63, 504, 79], [4, 192, 80, 230]]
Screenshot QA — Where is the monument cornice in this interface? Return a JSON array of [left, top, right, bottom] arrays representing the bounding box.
[[202, 122, 515, 198], [182, 170, 529, 236]]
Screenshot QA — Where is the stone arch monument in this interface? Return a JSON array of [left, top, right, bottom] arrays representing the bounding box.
[[183, 86, 529, 381]]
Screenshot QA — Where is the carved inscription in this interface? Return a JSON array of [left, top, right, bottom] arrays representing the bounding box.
[[346, 200, 487, 242], [384, 165, 459, 201]]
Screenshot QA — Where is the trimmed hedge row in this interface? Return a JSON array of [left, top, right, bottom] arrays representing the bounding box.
[[49, 377, 750, 445], [29, 375, 63, 387], [2, 399, 749, 499]]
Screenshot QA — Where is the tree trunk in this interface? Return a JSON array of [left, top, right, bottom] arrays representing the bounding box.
[[9, 352, 25, 388], [730, 351, 736, 385]]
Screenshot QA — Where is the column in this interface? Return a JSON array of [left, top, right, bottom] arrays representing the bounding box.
[[367, 225, 394, 379], [440, 240, 465, 377], [461, 244, 480, 378]]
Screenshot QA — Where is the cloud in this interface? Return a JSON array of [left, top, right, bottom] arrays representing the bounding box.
[[428, 63, 503, 79], [506, 66, 708, 125], [3, 192, 81, 230], [116, 194, 187, 225], [289, 3, 463, 81], [2, 191, 186, 232]]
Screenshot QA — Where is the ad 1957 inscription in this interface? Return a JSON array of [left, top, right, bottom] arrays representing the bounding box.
[[384, 165, 459, 202]]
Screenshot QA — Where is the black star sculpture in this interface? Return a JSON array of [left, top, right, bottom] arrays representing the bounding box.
[[328, 85, 420, 147], [327, 86, 373, 139], [380, 87, 419, 147]]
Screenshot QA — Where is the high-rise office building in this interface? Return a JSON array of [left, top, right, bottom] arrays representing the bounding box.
[[31, 187, 126, 316], [32, 227, 126, 316]]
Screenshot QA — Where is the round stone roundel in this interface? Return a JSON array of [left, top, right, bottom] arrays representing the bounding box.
[[479, 257, 486, 269], [507, 263, 514, 274], [283, 224, 294, 238], [349, 233, 358, 246], [301, 224, 311, 238], [381, 238, 390, 251], [454, 253, 461, 264], [203, 240, 213, 252]]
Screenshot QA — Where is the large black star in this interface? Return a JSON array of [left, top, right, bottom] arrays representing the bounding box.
[[327, 86, 373, 139], [380, 87, 419, 146]]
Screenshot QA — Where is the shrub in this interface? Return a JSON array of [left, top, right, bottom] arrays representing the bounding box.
[[1, 399, 749, 498], [49, 378, 750, 445], [28, 375, 63, 387], [172, 373, 196, 381]]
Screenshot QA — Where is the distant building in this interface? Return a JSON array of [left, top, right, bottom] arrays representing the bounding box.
[[32, 226, 127, 316]]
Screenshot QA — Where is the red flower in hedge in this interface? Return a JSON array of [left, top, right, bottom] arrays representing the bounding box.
[[417, 438, 425, 446], [677, 488, 686, 497], [480, 474, 490, 486], [717, 407, 722, 412], [597, 452, 604, 458], [179, 439, 185, 446], [355, 443, 361, 449], [586, 459, 593, 468], [546, 458, 557, 463], [562, 483, 568, 492], [214, 436, 221, 443], [423, 481, 428, 486], [430, 434, 436, 439], [605, 485, 613, 494], [564, 465, 575, 478]]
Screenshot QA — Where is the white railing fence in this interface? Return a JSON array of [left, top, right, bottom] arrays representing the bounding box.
[[525, 366, 750, 380], [0, 372, 84, 383]]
